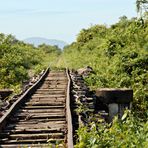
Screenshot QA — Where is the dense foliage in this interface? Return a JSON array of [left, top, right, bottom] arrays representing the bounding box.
[[0, 34, 61, 92], [60, 15, 148, 147], [75, 111, 148, 148]]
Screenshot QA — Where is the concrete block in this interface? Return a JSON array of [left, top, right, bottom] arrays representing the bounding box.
[[96, 88, 133, 104]]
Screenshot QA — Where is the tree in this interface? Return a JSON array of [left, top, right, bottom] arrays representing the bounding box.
[[136, 0, 148, 17]]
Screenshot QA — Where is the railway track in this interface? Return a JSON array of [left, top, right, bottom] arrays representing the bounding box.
[[0, 68, 73, 148]]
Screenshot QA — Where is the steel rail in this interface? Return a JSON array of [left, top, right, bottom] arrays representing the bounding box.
[[66, 68, 74, 148]]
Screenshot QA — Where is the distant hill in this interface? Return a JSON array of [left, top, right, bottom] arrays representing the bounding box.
[[23, 37, 67, 49]]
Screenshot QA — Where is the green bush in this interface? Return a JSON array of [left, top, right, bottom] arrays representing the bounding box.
[[75, 111, 148, 148], [0, 33, 61, 92], [60, 15, 148, 147]]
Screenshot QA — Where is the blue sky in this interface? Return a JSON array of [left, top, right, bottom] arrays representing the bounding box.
[[0, 0, 137, 43]]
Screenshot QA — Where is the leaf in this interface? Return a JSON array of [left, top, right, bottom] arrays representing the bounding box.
[[121, 111, 128, 121]]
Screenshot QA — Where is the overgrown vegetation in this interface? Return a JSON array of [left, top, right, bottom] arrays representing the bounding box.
[[59, 12, 148, 147], [75, 111, 148, 148], [0, 34, 61, 92], [62, 15, 148, 115]]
